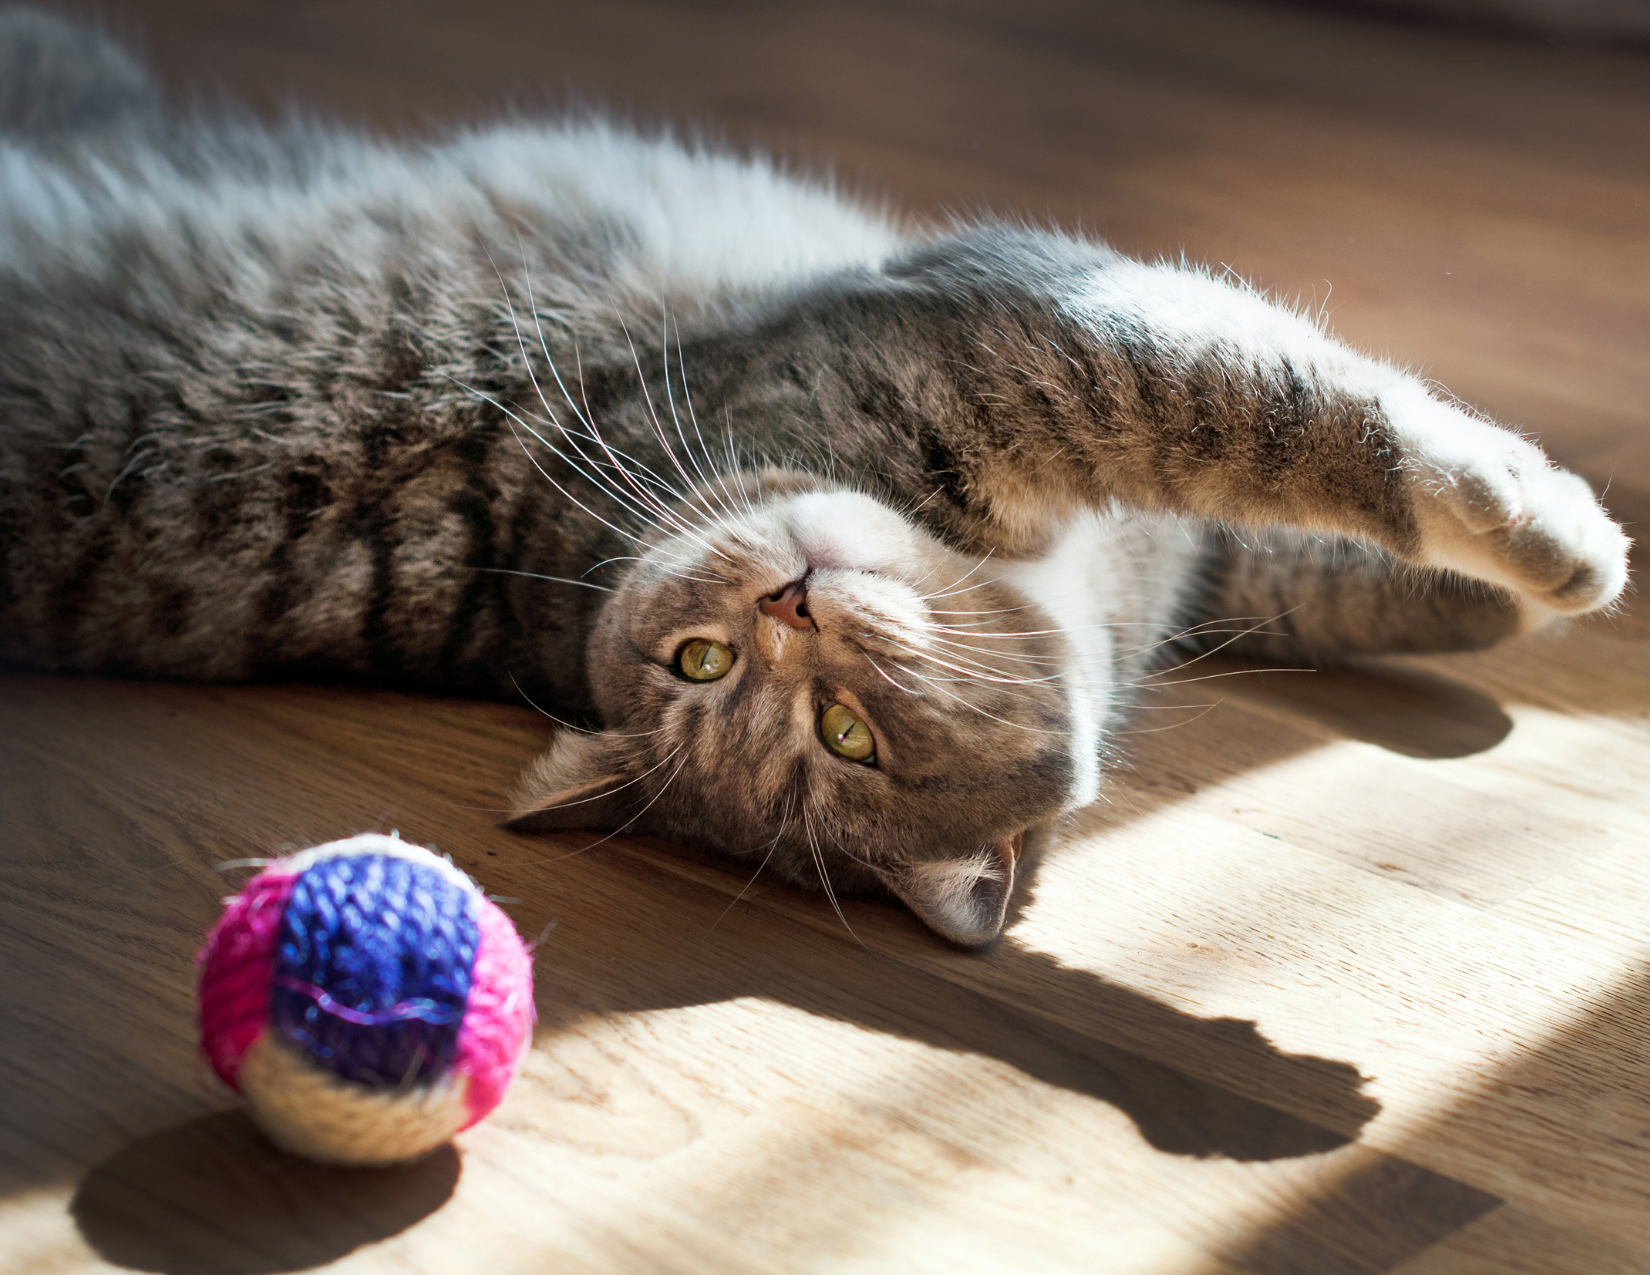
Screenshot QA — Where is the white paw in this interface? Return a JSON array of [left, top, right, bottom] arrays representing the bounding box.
[[1390, 388, 1629, 616]]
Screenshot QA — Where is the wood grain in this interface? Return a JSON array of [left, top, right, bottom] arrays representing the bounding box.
[[3, 1, 1648, 1270]]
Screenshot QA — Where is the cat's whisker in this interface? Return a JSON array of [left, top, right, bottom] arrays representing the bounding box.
[[647, 562, 734, 586], [883, 631, 1104, 704], [102, 437, 163, 502], [879, 637, 1066, 685], [894, 667, 1066, 686], [476, 567, 614, 593], [525, 740, 686, 823], [500, 261, 728, 560], [493, 250, 680, 533], [1109, 620, 1281, 662], [1132, 605, 1307, 671], [461, 329, 681, 541], [886, 660, 1073, 735], [1116, 701, 1225, 735], [444, 377, 649, 549], [915, 640, 1067, 674], [525, 409, 694, 503], [578, 552, 730, 588], [877, 633, 1056, 682], [510, 241, 602, 450], [611, 306, 736, 559], [920, 621, 1099, 641], [659, 305, 739, 528], [923, 602, 1042, 618], [529, 745, 694, 865], [879, 631, 1069, 689], [917, 628, 1131, 677], [670, 315, 744, 521], [504, 394, 725, 561], [506, 673, 670, 737], [711, 792, 792, 929], [549, 334, 691, 534], [706, 781, 801, 930], [1127, 665, 1315, 690], [534, 375, 711, 549], [919, 560, 1011, 603], [718, 420, 762, 521], [862, 653, 924, 696], [802, 799, 866, 948], [817, 815, 878, 871], [582, 555, 640, 577], [900, 484, 948, 518], [492, 399, 666, 544], [917, 548, 997, 599]]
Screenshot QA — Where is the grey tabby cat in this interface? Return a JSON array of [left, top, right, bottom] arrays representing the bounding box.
[[0, 11, 1627, 945]]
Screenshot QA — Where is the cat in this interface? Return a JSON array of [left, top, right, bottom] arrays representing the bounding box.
[[0, 9, 1628, 946]]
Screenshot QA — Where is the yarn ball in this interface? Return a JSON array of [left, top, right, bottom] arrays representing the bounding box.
[[197, 834, 535, 1165]]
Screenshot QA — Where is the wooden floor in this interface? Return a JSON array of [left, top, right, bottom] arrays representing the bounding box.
[[3, 2, 1649, 1271]]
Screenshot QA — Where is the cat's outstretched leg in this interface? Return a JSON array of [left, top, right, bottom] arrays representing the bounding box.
[[880, 237, 1630, 621], [1052, 258, 1631, 620]]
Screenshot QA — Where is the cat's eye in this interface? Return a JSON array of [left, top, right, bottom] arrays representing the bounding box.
[[677, 638, 735, 681], [820, 702, 875, 763]]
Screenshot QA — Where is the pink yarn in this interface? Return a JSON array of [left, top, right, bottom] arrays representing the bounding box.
[[453, 894, 537, 1126], [197, 870, 298, 1091]]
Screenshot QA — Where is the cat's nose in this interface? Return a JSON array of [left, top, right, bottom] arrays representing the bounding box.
[[759, 578, 815, 630]]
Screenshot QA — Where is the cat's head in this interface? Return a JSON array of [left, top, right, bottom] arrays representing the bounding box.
[[507, 470, 1091, 945]]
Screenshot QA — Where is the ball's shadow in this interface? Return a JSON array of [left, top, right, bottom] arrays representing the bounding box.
[[71, 1109, 459, 1275]]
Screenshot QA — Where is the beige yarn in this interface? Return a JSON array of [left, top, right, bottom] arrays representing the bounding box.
[[238, 1033, 471, 1165]]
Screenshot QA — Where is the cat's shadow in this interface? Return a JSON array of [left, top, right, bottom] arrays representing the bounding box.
[[523, 840, 1382, 1165], [65, 858, 1379, 1275], [64, 656, 1528, 1273], [507, 656, 1526, 1167], [65, 939, 1359, 1275], [1210, 659, 1514, 760]]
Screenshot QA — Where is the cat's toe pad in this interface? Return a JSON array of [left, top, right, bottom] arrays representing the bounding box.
[[1406, 435, 1629, 615]]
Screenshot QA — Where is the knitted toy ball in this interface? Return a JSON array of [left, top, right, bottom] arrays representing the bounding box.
[[197, 834, 535, 1165]]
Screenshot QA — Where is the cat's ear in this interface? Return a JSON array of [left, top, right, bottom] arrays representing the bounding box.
[[875, 834, 1020, 947], [502, 730, 642, 834]]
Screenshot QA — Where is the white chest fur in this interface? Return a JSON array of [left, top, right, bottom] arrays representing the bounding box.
[[1001, 511, 1200, 813]]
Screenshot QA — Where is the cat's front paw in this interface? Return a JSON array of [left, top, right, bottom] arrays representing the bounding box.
[[1392, 391, 1629, 615]]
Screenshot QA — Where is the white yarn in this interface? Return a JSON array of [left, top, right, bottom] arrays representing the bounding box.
[[237, 1027, 473, 1166]]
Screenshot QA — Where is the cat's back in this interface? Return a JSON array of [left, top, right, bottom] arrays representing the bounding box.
[[0, 7, 902, 315], [0, 10, 906, 691], [0, 12, 907, 475]]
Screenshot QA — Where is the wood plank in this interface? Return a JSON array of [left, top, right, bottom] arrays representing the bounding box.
[[1, 675, 1497, 1274], [1393, 1204, 1650, 1275]]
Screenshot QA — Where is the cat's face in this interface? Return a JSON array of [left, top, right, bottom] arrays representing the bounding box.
[[508, 471, 1086, 944]]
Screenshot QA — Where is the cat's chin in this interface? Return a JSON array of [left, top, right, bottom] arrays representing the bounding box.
[[781, 489, 935, 577], [645, 476, 969, 607]]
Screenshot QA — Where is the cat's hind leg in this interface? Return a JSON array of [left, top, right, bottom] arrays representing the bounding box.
[[1176, 527, 1532, 663]]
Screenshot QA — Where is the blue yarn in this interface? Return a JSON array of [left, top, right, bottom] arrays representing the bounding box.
[[272, 852, 479, 1089]]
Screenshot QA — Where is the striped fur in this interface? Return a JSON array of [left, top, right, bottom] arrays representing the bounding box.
[[0, 11, 1626, 943]]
